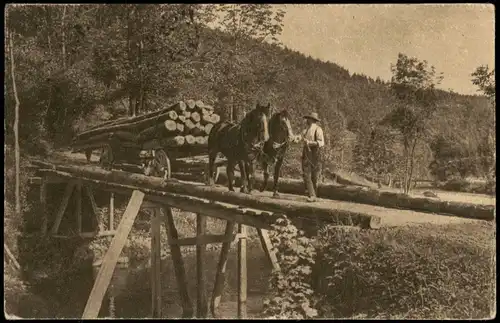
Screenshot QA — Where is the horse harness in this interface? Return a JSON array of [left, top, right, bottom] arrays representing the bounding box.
[[259, 117, 291, 165]]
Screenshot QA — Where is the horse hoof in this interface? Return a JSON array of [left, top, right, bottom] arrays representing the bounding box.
[[240, 188, 252, 194], [273, 192, 280, 198]]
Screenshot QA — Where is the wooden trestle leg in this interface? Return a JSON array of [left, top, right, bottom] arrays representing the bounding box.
[[151, 208, 162, 318], [162, 206, 194, 318], [82, 190, 145, 319], [196, 214, 208, 317], [210, 220, 235, 318], [237, 224, 247, 318], [257, 229, 280, 272]]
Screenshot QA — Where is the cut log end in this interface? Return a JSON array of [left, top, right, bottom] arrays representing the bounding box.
[[164, 136, 185, 147], [185, 135, 196, 145], [204, 124, 214, 135], [178, 101, 187, 111], [195, 100, 205, 109], [167, 110, 178, 121], [195, 136, 208, 145], [201, 108, 212, 117], [210, 115, 220, 124], [186, 99, 196, 111], [164, 120, 178, 132], [191, 112, 201, 123], [185, 119, 196, 130]]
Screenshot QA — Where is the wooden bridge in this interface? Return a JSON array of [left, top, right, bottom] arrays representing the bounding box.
[[26, 158, 383, 319], [25, 157, 490, 319]]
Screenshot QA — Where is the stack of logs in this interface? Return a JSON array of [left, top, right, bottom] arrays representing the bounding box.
[[72, 100, 221, 152]]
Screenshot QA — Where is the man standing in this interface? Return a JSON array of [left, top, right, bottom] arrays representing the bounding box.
[[301, 112, 325, 202]]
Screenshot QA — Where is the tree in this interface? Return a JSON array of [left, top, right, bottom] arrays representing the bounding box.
[[88, 4, 217, 117], [471, 65, 495, 99], [353, 126, 400, 187], [7, 24, 21, 218], [384, 53, 443, 194], [210, 4, 286, 121], [471, 65, 495, 179]]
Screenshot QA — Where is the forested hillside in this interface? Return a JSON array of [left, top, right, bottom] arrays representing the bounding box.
[[4, 4, 495, 185]]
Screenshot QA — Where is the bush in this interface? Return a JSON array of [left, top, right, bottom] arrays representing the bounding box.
[[263, 215, 319, 319], [313, 223, 495, 319], [4, 262, 52, 318], [439, 178, 495, 195]]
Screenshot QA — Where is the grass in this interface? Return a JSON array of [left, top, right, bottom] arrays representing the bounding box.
[[314, 221, 496, 319]]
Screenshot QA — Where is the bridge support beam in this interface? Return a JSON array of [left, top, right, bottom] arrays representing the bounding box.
[[163, 207, 194, 318], [196, 214, 208, 317], [151, 208, 162, 318], [210, 220, 235, 318], [75, 181, 83, 234], [50, 182, 76, 235], [82, 190, 145, 319], [257, 229, 280, 272], [39, 178, 48, 235], [237, 224, 247, 318]]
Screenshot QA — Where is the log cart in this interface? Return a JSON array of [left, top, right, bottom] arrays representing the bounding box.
[[71, 99, 226, 182]]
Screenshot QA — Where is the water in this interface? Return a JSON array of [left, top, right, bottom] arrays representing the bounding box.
[[30, 241, 272, 319]]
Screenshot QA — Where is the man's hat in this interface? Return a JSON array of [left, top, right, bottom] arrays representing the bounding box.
[[303, 112, 320, 122]]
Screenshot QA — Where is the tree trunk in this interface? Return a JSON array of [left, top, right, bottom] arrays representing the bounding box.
[[42, 7, 53, 134], [127, 5, 137, 117], [137, 38, 145, 116], [61, 5, 67, 69], [406, 138, 418, 194], [402, 140, 410, 194], [9, 30, 21, 218], [33, 161, 380, 228], [32, 160, 494, 222], [45, 6, 52, 54]]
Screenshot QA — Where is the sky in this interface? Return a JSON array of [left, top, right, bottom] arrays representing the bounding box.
[[277, 4, 495, 95]]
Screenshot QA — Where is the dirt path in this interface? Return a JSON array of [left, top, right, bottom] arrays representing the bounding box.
[[42, 150, 492, 228]]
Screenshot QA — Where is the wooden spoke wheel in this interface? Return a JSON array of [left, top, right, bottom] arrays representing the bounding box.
[[153, 149, 171, 180]]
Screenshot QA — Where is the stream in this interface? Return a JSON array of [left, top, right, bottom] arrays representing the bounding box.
[[28, 241, 272, 319]]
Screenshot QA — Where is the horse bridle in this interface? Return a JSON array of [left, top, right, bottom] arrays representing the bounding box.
[[272, 115, 292, 148], [239, 112, 268, 161], [259, 115, 291, 163]]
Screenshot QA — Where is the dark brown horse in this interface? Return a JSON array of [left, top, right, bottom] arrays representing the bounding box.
[[258, 109, 295, 197], [207, 103, 271, 193]]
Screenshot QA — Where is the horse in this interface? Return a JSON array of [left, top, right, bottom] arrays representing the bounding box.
[[258, 109, 295, 197], [207, 102, 271, 193]]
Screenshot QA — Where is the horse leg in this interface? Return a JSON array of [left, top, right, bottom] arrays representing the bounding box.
[[272, 156, 284, 198], [238, 160, 249, 194], [207, 151, 217, 186], [227, 160, 236, 192], [260, 161, 269, 192], [245, 160, 255, 193]]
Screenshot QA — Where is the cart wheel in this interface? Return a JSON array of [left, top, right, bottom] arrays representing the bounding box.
[[155, 149, 171, 180]]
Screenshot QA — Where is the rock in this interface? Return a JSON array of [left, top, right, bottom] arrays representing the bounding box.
[[423, 191, 439, 198]]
